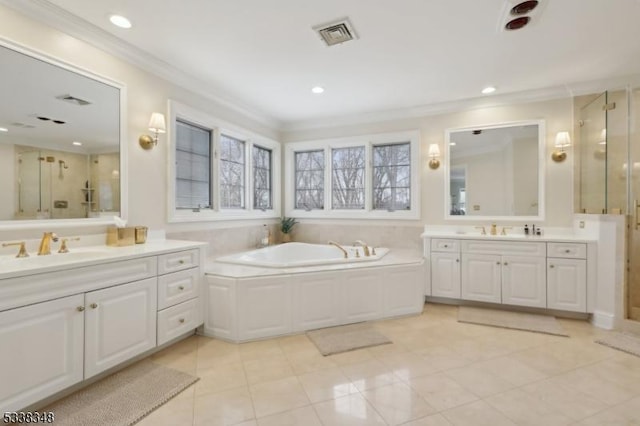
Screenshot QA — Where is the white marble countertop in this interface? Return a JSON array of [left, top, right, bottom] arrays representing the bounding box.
[[0, 239, 207, 280], [421, 231, 597, 243], [205, 248, 424, 278]]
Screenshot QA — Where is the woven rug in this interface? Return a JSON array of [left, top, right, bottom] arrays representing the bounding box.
[[307, 322, 392, 356], [39, 361, 198, 426], [596, 331, 640, 358], [458, 306, 569, 337]]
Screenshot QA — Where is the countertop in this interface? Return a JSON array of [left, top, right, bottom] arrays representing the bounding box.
[[421, 231, 597, 243]]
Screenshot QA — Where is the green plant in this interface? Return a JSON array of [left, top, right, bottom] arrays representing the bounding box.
[[280, 217, 298, 234]]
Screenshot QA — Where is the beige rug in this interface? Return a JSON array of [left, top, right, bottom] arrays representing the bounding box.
[[307, 322, 392, 356], [596, 331, 640, 358], [40, 361, 198, 426], [458, 306, 569, 337]]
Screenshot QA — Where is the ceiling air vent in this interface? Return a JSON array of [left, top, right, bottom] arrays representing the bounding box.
[[313, 18, 358, 47], [56, 94, 92, 106]]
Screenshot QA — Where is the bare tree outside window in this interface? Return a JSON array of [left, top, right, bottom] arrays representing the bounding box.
[[332, 146, 365, 209], [175, 120, 212, 209], [373, 142, 411, 210], [295, 150, 324, 210], [220, 134, 245, 209], [252, 145, 272, 210]]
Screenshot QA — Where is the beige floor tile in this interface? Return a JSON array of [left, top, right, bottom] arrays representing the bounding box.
[[340, 358, 400, 391], [249, 376, 310, 418], [376, 351, 440, 381], [573, 395, 640, 426], [485, 388, 573, 426], [234, 421, 258, 426], [256, 405, 322, 426], [136, 392, 194, 426], [327, 348, 374, 365], [197, 338, 242, 369], [521, 379, 610, 421], [401, 413, 453, 426], [362, 381, 437, 425], [313, 393, 387, 426], [537, 339, 614, 369], [195, 362, 247, 396], [444, 364, 514, 397], [550, 367, 639, 406], [286, 351, 338, 375], [583, 358, 640, 393], [414, 345, 474, 372], [441, 400, 516, 426], [193, 387, 255, 426], [473, 356, 548, 386], [298, 367, 359, 403], [408, 372, 479, 411], [239, 339, 285, 361], [243, 356, 295, 385], [508, 347, 577, 376]]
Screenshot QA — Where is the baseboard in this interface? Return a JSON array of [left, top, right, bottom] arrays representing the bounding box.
[[591, 310, 615, 330]]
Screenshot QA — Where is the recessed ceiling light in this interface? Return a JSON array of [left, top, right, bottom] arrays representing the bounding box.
[[0, 127, 8, 132], [481, 86, 496, 94], [72, 141, 83, 146], [311, 86, 325, 94], [109, 15, 132, 29]]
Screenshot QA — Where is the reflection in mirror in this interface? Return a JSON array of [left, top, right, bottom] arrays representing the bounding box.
[[0, 43, 121, 221], [446, 121, 543, 219]]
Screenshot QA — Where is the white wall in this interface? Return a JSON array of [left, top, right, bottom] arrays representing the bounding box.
[[0, 144, 15, 219]]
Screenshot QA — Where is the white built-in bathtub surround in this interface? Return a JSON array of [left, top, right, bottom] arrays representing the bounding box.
[[0, 237, 206, 412], [205, 246, 424, 342]]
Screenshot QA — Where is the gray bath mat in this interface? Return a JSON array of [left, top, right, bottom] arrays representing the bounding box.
[[307, 322, 392, 356], [595, 331, 640, 358], [40, 361, 198, 426], [458, 306, 569, 337]]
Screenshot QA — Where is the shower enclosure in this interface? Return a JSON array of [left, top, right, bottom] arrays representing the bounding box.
[[576, 87, 640, 326]]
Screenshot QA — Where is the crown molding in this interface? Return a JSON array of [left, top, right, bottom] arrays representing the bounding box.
[[0, 0, 282, 131]]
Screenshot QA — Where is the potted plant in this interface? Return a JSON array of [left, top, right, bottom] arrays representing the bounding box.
[[280, 217, 298, 243]]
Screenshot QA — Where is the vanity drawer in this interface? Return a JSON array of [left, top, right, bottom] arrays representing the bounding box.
[[547, 243, 587, 259], [462, 240, 546, 256], [158, 268, 200, 310], [157, 298, 202, 346], [158, 249, 200, 275], [431, 239, 460, 253]]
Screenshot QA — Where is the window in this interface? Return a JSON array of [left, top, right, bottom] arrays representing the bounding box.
[[332, 146, 365, 209], [175, 120, 211, 209], [253, 145, 272, 210], [168, 100, 281, 222], [295, 150, 324, 210], [219, 134, 245, 209], [284, 131, 419, 219], [373, 143, 411, 210]]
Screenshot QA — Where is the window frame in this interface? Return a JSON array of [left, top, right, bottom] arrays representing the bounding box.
[[284, 130, 420, 220], [167, 100, 281, 222]]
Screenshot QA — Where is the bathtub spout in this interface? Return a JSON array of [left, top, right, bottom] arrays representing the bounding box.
[[353, 240, 371, 256], [328, 241, 348, 259]]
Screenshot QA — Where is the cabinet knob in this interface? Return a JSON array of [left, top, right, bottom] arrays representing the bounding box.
[[549, 265, 555, 268], [90, 303, 98, 309], [456, 258, 459, 263], [443, 244, 448, 248], [179, 285, 185, 290], [179, 318, 185, 324], [496, 261, 501, 265], [565, 249, 571, 253], [503, 262, 508, 266], [76, 306, 85, 312], [179, 260, 185, 264]]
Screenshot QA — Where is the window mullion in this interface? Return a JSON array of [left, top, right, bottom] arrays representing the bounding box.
[[324, 146, 331, 211], [365, 142, 373, 212]]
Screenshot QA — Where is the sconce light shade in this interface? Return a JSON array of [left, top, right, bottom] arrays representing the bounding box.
[[552, 131, 571, 162], [428, 143, 441, 170], [139, 112, 166, 150]]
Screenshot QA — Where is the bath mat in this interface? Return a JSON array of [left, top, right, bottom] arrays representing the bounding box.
[[38, 361, 198, 426], [307, 322, 392, 356], [457, 306, 569, 337], [595, 331, 640, 358]]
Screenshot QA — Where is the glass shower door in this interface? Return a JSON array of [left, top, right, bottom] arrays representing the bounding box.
[[629, 88, 640, 322]]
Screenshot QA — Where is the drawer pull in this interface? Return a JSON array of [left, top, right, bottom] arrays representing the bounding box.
[[179, 318, 185, 324], [76, 306, 85, 312], [90, 303, 98, 309], [179, 285, 185, 291]]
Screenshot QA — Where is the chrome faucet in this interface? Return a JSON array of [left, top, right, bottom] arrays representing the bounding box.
[[353, 240, 371, 256], [328, 241, 348, 259], [37, 232, 59, 256]]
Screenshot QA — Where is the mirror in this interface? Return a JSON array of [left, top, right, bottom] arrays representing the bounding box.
[[445, 120, 544, 220], [0, 42, 123, 224]]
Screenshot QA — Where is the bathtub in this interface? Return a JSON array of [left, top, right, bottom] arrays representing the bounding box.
[[215, 242, 389, 268]]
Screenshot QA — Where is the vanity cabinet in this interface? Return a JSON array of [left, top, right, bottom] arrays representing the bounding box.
[[430, 252, 461, 298], [547, 243, 587, 312], [461, 254, 502, 303]]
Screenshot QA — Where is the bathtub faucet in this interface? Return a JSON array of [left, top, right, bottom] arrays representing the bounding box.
[[328, 241, 348, 259], [353, 240, 370, 256]]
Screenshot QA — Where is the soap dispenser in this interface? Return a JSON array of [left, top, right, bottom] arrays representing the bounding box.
[[524, 224, 529, 235]]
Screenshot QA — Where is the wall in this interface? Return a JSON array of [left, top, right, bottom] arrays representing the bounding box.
[[0, 144, 15, 220]]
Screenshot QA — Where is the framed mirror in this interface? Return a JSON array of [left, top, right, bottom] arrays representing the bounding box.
[[0, 40, 126, 229], [445, 120, 545, 221]]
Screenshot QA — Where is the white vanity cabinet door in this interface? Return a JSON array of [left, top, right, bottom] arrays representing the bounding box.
[[430, 252, 461, 298], [547, 258, 587, 312], [0, 294, 84, 412], [461, 254, 502, 303], [501, 256, 546, 308], [84, 278, 157, 378]]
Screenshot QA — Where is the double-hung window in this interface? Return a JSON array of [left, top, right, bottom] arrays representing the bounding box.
[[168, 100, 280, 222], [285, 131, 420, 219]]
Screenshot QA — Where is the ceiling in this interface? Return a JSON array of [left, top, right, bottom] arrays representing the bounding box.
[[13, 0, 640, 127]]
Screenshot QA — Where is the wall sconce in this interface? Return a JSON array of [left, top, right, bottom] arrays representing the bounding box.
[[552, 131, 571, 162], [428, 144, 441, 169], [139, 112, 166, 150]]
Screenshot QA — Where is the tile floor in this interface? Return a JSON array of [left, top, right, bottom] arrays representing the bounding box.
[[138, 303, 640, 425]]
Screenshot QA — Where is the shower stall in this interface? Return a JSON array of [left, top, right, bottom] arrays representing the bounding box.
[[576, 87, 640, 328]]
